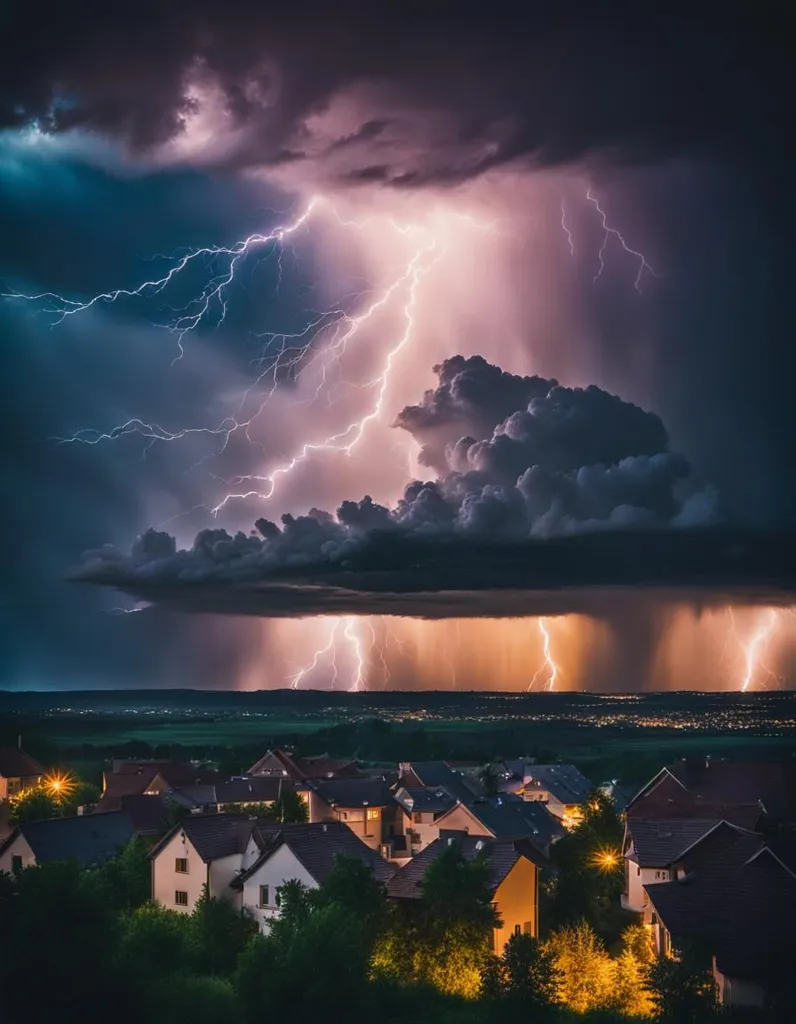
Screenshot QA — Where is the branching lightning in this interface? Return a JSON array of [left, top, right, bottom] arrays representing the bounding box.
[[585, 186, 657, 292], [727, 607, 782, 692], [528, 617, 560, 691], [288, 615, 367, 691]]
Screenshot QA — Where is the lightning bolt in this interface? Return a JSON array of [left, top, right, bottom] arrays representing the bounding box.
[[288, 618, 341, 689], [560, 197, 575, 256], [343, 617, 366, 692], [585, 186, 657, 292], [528, 617, 560, 691], [728, 607, 782, 692]]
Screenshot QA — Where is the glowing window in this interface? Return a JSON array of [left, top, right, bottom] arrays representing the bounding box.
[[175, 891, 189, 907], [175, 858, 188, 873], [367, 808, 381, 820]]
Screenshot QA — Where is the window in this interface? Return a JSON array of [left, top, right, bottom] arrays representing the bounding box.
[[654, 870, 668, 881], [175, 857, 188, 873], [514, 924, 522, 937], [259, 885, 269, 908], [367, 807, 381, 820], [523, 921, 532, 934], [11, 855, 23, 874], [174, 891, 189, 907]]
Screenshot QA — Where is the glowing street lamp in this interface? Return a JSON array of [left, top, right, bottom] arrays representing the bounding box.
[[43, 771, 76, 802], [590, 847, 621, 872]]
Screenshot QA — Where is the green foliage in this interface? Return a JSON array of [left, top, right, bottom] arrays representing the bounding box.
[[478, 762, 500, 796], [648, 948, 717, 1022], [481, 932, 560, 1014], [261, 788, 309, 823], [309, 853, 388, 943], [116, 902, 191, 980], [98, 835, 152, 910], [189, 885, 258, 976], [9, 787, 60, 823], [143, 974, 238, 1024], [61, 780, 101, 814], [544, 920, 616, 1013]]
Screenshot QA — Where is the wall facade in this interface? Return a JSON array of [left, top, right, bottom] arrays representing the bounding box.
[[0, 833, 35, 874], [152, 830, 209, 913], [492, 857, 538, 954], [241, 843, 319, 932]]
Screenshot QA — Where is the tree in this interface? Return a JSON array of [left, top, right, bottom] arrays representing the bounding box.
[[115, 902, 191, 981], [544, 920, 616, 1013], [309, 854, 388, 946], [261, 788, 309, 823], [610, 924, 655, 1017], [481, 931, 560, 1014], [188, 886, 257, 976], [479, 762, 500, 796], [98, 835, 152, 910], [648, 945, 717, 1022], [9, 787, 59, 823]]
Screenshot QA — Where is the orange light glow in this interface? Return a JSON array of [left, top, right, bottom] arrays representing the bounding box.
[[43, 771, 76, 802], [590, 847, 621, 872]]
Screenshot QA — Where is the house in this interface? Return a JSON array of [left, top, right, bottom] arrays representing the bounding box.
[[232, 820, 394, 931], [625, 758, 795, 827], [0, 745, 44, 800], [521, 764, 593, 825], [150, 813, 258, 912], [397, 761, 485, 804], [387, 835, 547, 954], [645, 829, 796, 1010], [433, 794, 564, 857], [247, 748, 361, 782], [97, 760, 220, 812], [392, 785, 457, 855], [620, 817, 737, 913], [150, 776, 293, 814], [307, 777, 403, 854], [150, 813, 393, 918], [0, 810, 135, 873]]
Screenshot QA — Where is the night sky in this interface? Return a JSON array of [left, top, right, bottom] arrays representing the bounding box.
[[1, 4, 794, 691]]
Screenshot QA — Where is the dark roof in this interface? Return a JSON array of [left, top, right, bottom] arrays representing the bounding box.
[[113, 794, 170, 834], [0, 747, 43, 779], [524, 764, 593, 804], [628, 818, 723, 866], [402, 762, 484, 804], [444, 796, 564, 848], [646, 831, 796, 982], [387, 835, 543, 900], [151, 813, 253, 863], [247, 749, 360, 781], [393, 786, 457, 815], [0, 811, 135, 867], [216, 777, 286, 804], [235, 820, 393, 888], [163, 785, 218, 809], [310, 777, 396, 808]]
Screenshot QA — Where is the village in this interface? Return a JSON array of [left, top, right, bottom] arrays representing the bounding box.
[[1, 742, 794, 1020]]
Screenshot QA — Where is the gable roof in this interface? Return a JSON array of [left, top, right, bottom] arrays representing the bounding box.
[[247, 749, 360, 781], [437, 796, 564, 849], [216, 777, 286, 804], [0, 747, 43, 779], [0, 811, 135, 867], [393, 786, 457, 815], [235, 820, 394, 888], [401, 761, 485, 804], [151, 813, 253, 863], [628, 818, 723, 866], [387, 835, 543, 900], [310, 777, 396, 809], [525, 764, 593, 804], [113, 794, 171, 834]]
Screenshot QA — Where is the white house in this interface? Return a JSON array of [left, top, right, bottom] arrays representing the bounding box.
[[0, 810, 135, 873], [621, 817, 726, 914], [150, 814, 393, 921], [392, 786, 456, 855]]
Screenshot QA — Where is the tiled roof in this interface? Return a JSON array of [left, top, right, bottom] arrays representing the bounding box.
[[0, 747, 43, 779], [628, 818, 722, 866], [310, 777, 396, 808], [236, 820, 394, 887], [387, 836, 541, 900], [0, 811, 135, 867], [524, 764, 593, 804], [216, 777, 286, 804], [392, 786, 457, 815], [403, 762, 484, 804], [152, 813, 253, 863], [247, 749, 360, 781], [445, 796, 564, 848], [112, 794, 170, 834], [646, 830, 796, 981]]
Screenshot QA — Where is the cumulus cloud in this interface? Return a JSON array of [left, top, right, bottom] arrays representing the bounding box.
[[0, 5, 791, 185], [74, 355, 735, 613]]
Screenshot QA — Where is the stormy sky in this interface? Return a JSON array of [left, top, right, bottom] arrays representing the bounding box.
[[1, 3, 795, 691]]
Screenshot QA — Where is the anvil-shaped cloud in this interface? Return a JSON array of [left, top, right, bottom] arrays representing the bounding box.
[[72, 356, 796, 618]]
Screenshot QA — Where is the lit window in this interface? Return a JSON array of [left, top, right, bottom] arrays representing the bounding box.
[[175, 891, 189, 907], [11, 855, 23, 874], [259, 885, 269, 907], [367, 808, 380, 820], [175, 858, 188, 873]]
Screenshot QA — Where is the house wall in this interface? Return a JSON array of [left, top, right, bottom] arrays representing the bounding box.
[[241, 842, 319, 932], [492, 857, 538, 954], [405, 810, 440, 854], [0, 774, 40, 800], [152, 830, 209, 913], [713, 963, 767, 1009], [0, 833, 36, 873], [434, 803, 493, 837], [208, 852, 245, 904], [621, 838, 670, 912], [309, 793, 386, 850]]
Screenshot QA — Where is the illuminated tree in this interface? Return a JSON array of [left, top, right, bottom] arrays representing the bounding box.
[[9, 787, 59, 824], [610, 924, 655, 1018], [544, 919, 615, 1013], [481, 931, 560, 1013]]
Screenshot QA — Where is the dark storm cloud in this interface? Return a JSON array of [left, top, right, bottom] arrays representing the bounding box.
[[74, 355, 723, 613], [0, 4, 792, 183]]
